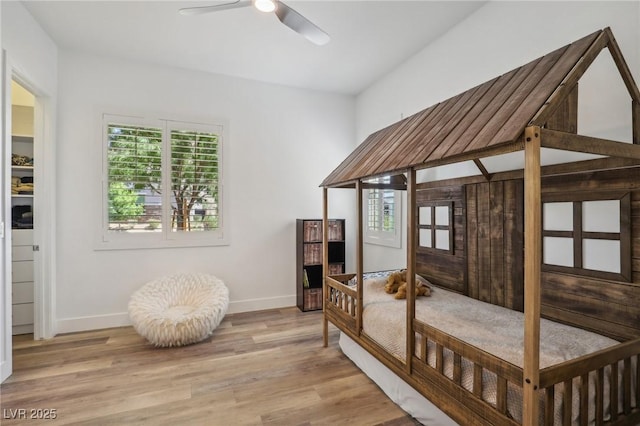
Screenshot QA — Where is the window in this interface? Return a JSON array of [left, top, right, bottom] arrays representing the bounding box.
[[100, 114, 227, 249], [542, 192, 630, 281], [418, 202, 454, 254], [364, 176, 401, 247]]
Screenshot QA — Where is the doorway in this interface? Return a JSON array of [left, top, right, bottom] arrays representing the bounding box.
[[10, 80, 35, 335]]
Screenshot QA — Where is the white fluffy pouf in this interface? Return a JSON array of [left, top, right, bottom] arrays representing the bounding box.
[[128, 272, 229, 347]]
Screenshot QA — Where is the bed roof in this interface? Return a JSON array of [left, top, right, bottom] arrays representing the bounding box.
[[322, 28, 640, 188]]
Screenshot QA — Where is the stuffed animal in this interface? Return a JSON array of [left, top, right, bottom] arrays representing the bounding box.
[[385, 270, 432, 300]]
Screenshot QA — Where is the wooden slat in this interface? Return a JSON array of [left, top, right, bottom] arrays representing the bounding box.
[[490, 181, 505, 306], [496, 376, 507, 414], [356, 180, 364, 335], [523, 126, 542, 426], [580, 373, 589, 426], [466, 184, 479, 300], [406, 169, 417, 374], [546, 83, 578, 133], [453, 353, 462, 384], [544, 385, 555, 426], [477, 182, 491, 302], [322, 187, 329, 347], [473, 364, 482, 397], [623, 357, 631, 414], [596, 367, 604, 426], [504, 179, 524, 311], [633, 100, 640, 145], [541, 128, 640, 160], [637, 354, 640, 410], [435, 343, 444, 374], [563, 379, 573, 425], [611, 361, 619, 421]]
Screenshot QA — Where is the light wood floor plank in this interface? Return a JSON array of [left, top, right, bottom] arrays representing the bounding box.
[[1, 308, 420, 425]]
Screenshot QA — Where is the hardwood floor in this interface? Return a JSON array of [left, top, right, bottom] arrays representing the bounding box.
[[1, 308, 421, 425]]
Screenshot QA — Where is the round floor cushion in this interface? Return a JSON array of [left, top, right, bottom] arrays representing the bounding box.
[[128, 273, 229, 347]]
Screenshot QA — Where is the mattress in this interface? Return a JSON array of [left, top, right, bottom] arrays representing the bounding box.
[[355, 275, 635, 425]]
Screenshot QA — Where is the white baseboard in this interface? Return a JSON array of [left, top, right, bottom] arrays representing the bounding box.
[[55, 294, 297, 335], [56, 312, 131, 334], [227, 294, 296, 314]]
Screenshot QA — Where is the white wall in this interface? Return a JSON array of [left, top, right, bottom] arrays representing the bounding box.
[[356, 0, 640, 271], [56, 51, 355, 332]]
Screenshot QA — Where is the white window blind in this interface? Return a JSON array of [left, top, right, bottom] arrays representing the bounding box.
[[364, 176, 401, 248], [107, 123, 163, 232], [170, 128, 219, 233], [102, 114, 227, 249]]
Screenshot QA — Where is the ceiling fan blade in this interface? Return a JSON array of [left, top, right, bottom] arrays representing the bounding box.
[[274, 1, 330, 46], [179, 0, 251, 16]]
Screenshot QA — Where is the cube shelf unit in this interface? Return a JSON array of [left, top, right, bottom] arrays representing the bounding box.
[[296, 218, 345, 311]]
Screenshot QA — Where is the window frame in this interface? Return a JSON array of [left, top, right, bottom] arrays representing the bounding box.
[[417, 201, 454, 255], [97, 113, 229, 250], [542, 191, 631, 282], [363, 176, 402, 248]]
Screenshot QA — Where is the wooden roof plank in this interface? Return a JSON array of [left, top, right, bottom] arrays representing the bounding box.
[[429, 71, 517, 160], [366, 100, 453, 176], [487, 31, 602, 148], [377, 87, 481, 175], [352, 105, 440, 181], [442, 58, 541, 159], [461, 44, 569, 154], [321, 29, 634, 188], [321, 126, 390, 186], [531, 30, 606, 126], [411, 83, 488, 165], [333, 125, 399, 183]]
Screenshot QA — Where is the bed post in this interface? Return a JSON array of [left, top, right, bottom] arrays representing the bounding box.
[[356, 179, 364, 335], [406, 168, 416, 374], [322, 187, 329, 348], [523, 125, 542, 426]]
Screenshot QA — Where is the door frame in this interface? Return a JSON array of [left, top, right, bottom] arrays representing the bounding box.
[[1, 54, 56, 383]]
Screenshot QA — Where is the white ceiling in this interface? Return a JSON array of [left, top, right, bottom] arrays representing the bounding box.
[[22, 0, 486, 95]]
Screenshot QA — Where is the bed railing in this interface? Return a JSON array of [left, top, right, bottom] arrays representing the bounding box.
[[538, 337, 640, 425], [413, 317, 640, 425], [412, 318, 522, 426], [324, 274, 358, 334]]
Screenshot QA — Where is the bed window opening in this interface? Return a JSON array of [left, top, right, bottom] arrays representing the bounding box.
[[418, 201, 454, 255], [542, 192, 630, 282], [364, 175, 402, 248]]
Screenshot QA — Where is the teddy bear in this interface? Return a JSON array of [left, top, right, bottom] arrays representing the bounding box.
[[384, 270, 432, 299]]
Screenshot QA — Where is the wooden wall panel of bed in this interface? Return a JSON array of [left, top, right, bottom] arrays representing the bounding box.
[[321, 28, 640, 426]]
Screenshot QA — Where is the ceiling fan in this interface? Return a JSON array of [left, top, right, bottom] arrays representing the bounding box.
[[179, 0, 330, 46]]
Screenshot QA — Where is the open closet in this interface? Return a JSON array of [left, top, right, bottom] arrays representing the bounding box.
[[10, 80, 35, 335]]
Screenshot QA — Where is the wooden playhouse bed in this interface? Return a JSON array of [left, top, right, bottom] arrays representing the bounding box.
[[320, 28, 640, 426]]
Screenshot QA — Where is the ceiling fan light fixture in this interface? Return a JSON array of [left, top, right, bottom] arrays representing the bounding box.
[[254, 0, 276, 13]]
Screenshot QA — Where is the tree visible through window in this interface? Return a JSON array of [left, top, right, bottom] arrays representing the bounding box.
[[104, 115, 224, 246]]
